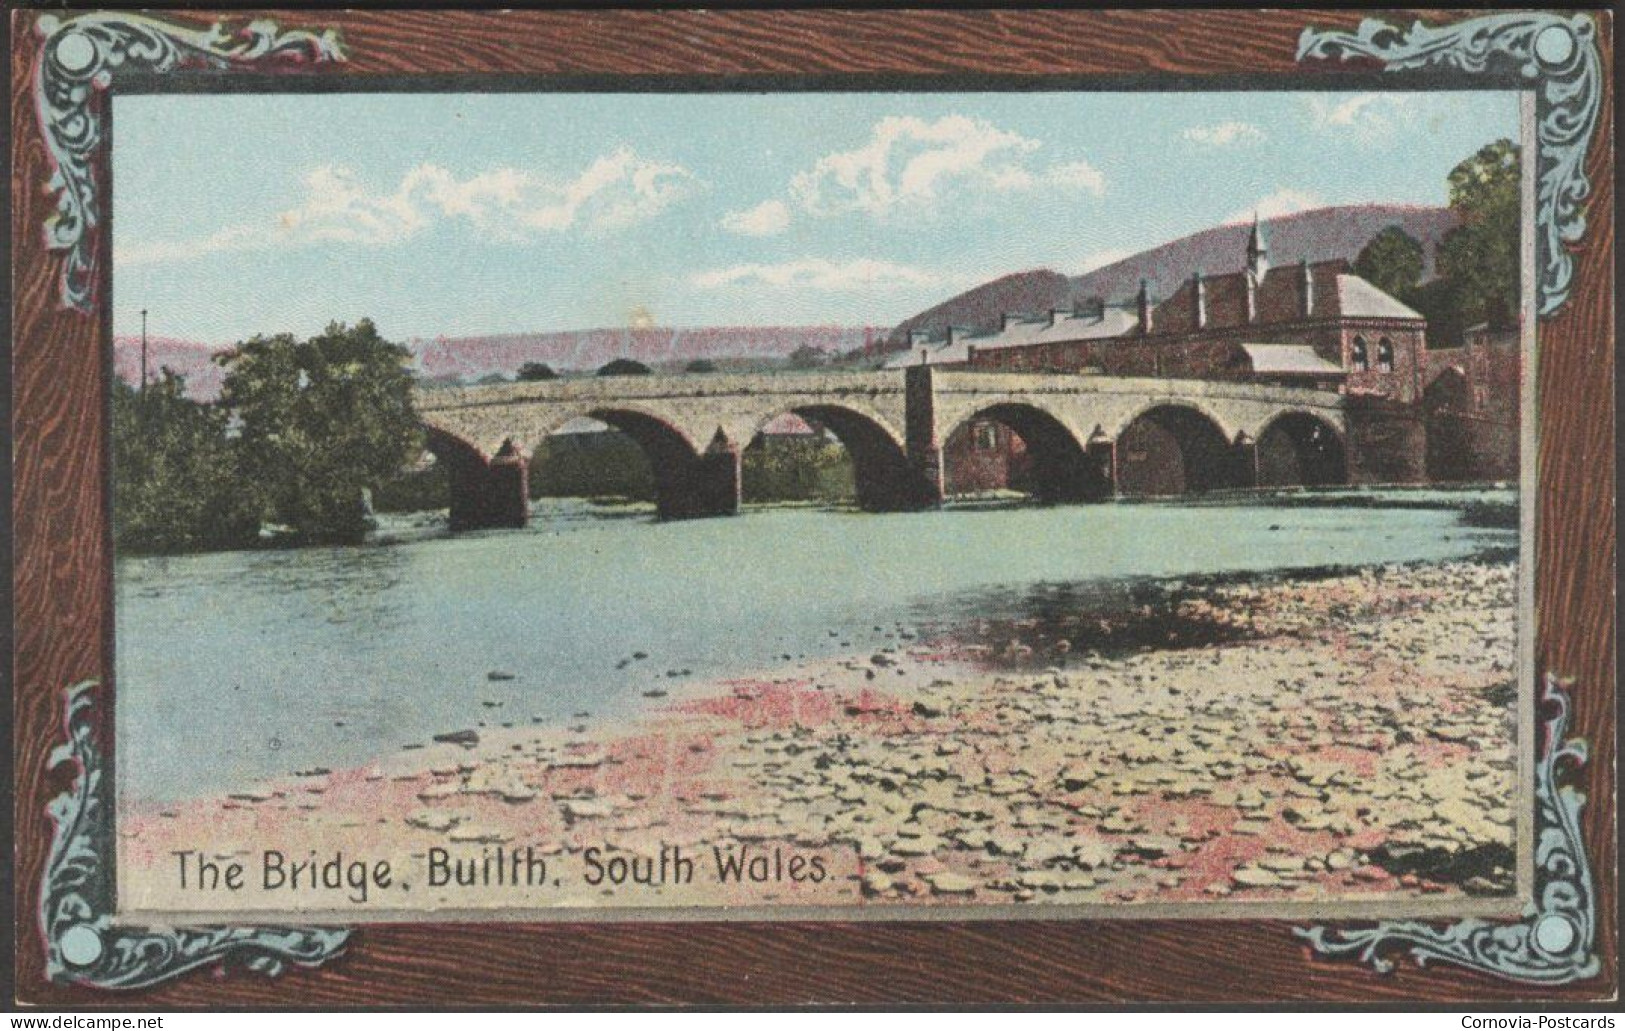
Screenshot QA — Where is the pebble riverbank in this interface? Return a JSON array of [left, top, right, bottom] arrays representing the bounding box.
[[119, 557, 1519, 916]]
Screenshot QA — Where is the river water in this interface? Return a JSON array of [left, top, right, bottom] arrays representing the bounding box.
[[115, 488, 1517, 805]]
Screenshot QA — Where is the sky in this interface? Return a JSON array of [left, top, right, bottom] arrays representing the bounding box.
[[111, 89, 1520, 344]]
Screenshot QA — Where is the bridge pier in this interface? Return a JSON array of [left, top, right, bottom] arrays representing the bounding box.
[[447, 439, 529, 531], [1232, 434, 1260, 489], [1087, 436, 1118, 499], [656, 431, 741, 520], [900, 365, 947, 510]]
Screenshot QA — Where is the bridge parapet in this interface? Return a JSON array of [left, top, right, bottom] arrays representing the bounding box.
[[414, 370, 913, 460]]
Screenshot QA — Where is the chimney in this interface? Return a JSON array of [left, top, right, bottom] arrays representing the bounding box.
[[1048, 307, 1067, 328], [1137, 279, 1153, 335], [1193, 271, 1207, 331], [1001, 313, 1018, 331], [965, 344, 977, 365], [1300, 261, 1315, 318]]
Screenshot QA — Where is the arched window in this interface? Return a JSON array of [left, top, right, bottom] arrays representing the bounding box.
[[1351, 336, 1369, 371], [972, 421, 1000, 452], [1376, 337, 1395, 372]]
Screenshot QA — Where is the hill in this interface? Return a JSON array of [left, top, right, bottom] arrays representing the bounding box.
[[885, 204, 1459, 349], [114, 324, 889, 398]]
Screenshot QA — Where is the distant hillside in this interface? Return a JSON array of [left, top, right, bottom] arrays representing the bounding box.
[[112, 337, 229, 398], [886, 204, 1459, 349], [407, 325, 888, 383], [114, 324, 889, 398]]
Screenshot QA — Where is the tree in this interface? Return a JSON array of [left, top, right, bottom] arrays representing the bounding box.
[[684, 358, 717, 374], [1438, 138, 1521, 329], [517, 361, 558, 381], [597, 358, 651, 377], [216, 319, 421, 544], [787, 345, 830, 370], [111, 372, 261, 553], [1353, 226, 1425, 301]]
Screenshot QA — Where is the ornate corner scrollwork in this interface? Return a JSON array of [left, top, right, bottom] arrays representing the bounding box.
[[32, 11, 346, 312], [42, 682, 350, 989], [1296, 676, 1599, 985], [1298, 12, 1601, 318]]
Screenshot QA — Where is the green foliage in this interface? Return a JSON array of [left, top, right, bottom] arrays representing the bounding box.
[[597, 358, 651, 377], [530, 431, 656, 501], [1438, 139, 1521, 330], [216, 319, 422, 543], [370, 453, 449, 513], [527, 428, 856, 505], [1404, 277, 1468, 351], [517, 362, 558, 381], [786, 345, 830, 370], [1353, 226, 1425, 300], [742, 434, 854, 503], [111, 373, 261, 553], [684, 359, 718, 373]]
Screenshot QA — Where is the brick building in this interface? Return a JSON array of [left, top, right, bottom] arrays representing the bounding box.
[[891, 218, 1454, 492], [896, 218, 1429, 406], [1423, 322, 1521, 482]]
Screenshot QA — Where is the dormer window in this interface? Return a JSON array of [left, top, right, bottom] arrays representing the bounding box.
[[1376, 337, 1395, 372], [1351, 336, 1369, 371]]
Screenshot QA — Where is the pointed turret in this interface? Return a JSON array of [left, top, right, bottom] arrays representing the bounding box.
[[1246, 212, 1269, 279], [1244, 213, 1269, 324]]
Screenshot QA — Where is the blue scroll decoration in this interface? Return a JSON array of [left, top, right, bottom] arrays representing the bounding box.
[[1299, 12, 1601, 318], [32, 12, 345, 312], [1296, 676, 1599, 985], [42, 682, 350, 989]]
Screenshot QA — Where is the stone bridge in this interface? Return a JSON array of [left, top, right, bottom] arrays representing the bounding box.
[[415, 368, 1409, 529]]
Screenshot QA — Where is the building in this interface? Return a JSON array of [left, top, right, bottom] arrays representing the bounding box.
[[892, 217, 1455, 491], [1423, 322, 1521, 482], [897, 217, 1429, 406]]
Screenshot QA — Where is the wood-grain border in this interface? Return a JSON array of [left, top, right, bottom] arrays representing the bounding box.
[[9, 6, 1616, 1006]]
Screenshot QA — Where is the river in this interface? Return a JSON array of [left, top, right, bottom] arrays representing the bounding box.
[[115, 488, 1517, 805]]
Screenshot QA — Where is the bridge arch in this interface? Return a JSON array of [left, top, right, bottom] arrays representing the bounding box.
[[746, 403, 936, 512], [537, 407, 741, 521], [423, 426, 531, 531], [943, 402, 1110, 503], [1253, 410, 1348, 488], [1115, 403, 1243, 496], [1423, 366, 1474, 482]]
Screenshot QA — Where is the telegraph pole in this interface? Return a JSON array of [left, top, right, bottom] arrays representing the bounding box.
[[139, 308, 149, 396]]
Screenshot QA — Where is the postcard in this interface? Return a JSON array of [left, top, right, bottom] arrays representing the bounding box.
[[10, 6, 1615, 1006]]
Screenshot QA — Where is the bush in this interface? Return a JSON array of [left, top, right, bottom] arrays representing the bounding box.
[[742, 435, 854, 502], [597, 358, 651, 377], [530, 431, 655, 501], [111, 373, 261, 553]]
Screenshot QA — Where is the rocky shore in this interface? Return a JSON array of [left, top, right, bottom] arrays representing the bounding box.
[[120, 556, 1519, 916]]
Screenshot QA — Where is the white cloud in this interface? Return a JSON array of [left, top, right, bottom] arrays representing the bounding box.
[[1042, 161, 1107, 196], [1182, 121, 1266, 147], [783, 114, 1104, 220], [720, 198, 791, 237], [1224, 188, 1326, 225], [115, 149, 697, 267], [1306, 93, 1415, 141], [691, 257, 941, 292]]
